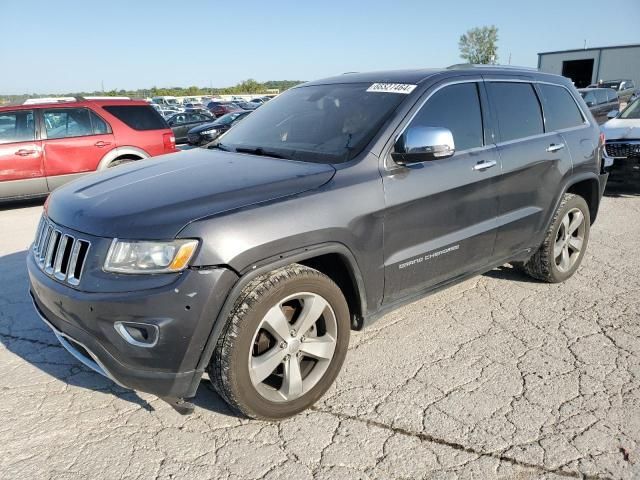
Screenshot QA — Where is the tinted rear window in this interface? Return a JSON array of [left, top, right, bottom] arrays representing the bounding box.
[[103, 105, 168, 130], [537, 84, 584, 131], [486, 82, 544, 142]]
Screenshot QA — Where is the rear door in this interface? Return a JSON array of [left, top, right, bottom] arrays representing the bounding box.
[[485, 79, 573, 259], [0, 109, 46, 199], [536, 82, 597, 184], [42, 107, 116, 191], [382, 79, 501, 303]]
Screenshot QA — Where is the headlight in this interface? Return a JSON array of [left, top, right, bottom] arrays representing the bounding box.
[[104, 239, 199, 274], [200, 129, 219, 136]]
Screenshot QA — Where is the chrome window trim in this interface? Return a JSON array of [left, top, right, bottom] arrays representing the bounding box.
[[483, 79, 591, 141], [384, 77, 592, 169]]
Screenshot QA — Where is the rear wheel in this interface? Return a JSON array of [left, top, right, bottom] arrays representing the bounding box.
[[208, 264, 350, 420], [107, 156, 140, 168], [523, 193, 590, 283]]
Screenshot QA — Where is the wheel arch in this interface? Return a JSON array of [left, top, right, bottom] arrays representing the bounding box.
[[194, 243, 367, 373], [563, 174, 601, 224], [97, 146, 150, 170]]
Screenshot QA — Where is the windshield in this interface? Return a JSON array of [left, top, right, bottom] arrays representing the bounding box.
[[620, 99, 640, 119], [217, 83, 408, 163]]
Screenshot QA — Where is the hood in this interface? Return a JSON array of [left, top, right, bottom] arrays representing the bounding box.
[[601, 118, 640, 140], [47, 149, 335, 239], [188, 121, 223, 134]]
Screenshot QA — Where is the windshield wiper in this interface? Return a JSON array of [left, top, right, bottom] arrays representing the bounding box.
[[207, 142, 231, 151], [234, 147, 289, 159]]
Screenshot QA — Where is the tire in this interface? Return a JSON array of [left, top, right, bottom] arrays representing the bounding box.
[[107, 157, 138, 168], [523, 193, 590, 283], [208, 264, 350, 420]]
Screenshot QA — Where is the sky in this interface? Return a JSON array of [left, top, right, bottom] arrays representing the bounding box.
[[1, 0, 638, 95]]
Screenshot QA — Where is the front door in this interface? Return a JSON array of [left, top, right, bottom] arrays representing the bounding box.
[[382, 80, 500, 303], [41, 107, 116, 191], [0, 109, 46, 199]]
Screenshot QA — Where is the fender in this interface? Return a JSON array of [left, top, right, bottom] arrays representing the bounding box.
[[537, 171, 603, 245], [193, 242, 367, 373], [97, 146, 150, 170]]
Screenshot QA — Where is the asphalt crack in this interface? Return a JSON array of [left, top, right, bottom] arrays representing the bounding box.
[[310, 406, 614, 480]]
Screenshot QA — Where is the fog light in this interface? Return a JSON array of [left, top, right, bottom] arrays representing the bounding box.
[[114, 322, 159, 348]]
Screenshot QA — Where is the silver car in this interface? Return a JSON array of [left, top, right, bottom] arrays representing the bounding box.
[[601, 99, 640, 181]]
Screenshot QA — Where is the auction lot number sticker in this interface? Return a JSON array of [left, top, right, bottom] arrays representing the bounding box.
[[367, 83, 417, 94]]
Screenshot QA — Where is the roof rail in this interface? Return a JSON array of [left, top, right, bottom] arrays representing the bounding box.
[[84, 96, 130, 100], [447, 63, 538, 71], [21, 97, 81, 105]]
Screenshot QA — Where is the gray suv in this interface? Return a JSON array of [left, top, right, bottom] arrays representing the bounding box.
[[28, 66, 608, 419]]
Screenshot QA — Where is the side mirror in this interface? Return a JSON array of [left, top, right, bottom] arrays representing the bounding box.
[[392, 126, 455, 165], [607, 110, 619, 119], [586, 100, 595, 107]]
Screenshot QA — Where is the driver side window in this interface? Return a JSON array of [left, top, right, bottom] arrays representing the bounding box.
[[407, 83, 484, 152]]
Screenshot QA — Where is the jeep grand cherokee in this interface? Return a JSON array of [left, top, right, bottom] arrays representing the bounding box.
[[28, 66, 608, 419]]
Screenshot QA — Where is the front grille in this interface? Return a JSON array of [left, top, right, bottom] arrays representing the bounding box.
[[32, 216, 90, 286], [605, 141, 640, 159]]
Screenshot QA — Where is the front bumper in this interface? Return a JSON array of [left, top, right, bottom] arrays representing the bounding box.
[[604, 155, 640, 182], [28, 250, 238, 399]]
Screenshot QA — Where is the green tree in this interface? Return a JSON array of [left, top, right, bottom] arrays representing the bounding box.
[[458, 25, 498, 64]]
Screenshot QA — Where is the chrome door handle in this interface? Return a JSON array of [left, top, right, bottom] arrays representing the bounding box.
[[473, 160, 497, 171], [546, 143, 565, 152]]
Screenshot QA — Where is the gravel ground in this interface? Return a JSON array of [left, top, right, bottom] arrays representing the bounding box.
[[0, 188, 638, 480]]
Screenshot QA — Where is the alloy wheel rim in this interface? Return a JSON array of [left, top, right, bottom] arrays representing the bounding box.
[[554, 208, 585, 273], [248, 292, 337, 403]]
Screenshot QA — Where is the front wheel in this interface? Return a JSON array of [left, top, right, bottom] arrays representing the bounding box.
[[208, 264, 350, 420], [523, 193, 590, 283]]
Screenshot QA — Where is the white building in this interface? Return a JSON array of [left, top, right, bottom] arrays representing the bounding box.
[[538, 44, 640, 88]]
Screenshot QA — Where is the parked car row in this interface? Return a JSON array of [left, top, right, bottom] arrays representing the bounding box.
[[0, 98, 177, 201], [588, 79, 637, 104], [578, 87, 620, 124], [187, 110, 251, 145]]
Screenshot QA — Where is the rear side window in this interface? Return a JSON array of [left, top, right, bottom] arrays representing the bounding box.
[[0, 110, 35, 144], [90, 110, 111, 134], [594, 90, 608, 105], [537, 84, 584, 131], [408, 83, 484, 151], [43, 108, 93, 139], [103, 105, 168, 131], [486, 82, 543, 142]]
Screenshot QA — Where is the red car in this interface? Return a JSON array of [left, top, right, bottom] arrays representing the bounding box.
[[0, 98, 177, 201], [206, 101, 243, 118]]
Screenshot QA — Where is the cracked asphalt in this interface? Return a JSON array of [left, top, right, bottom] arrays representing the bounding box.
[[1, 188, 639, 480]]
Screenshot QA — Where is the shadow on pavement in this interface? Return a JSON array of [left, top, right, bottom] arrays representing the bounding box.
[[0, 248, 237, 417], [0, 197, 46, 212], [604, 181, 640, 198], [483, 263, 541, 283]]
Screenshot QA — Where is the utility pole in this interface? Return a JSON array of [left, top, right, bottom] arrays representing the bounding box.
[[583, 39, 587, 50], [508, 52, 512, 65], [101, 80, 105, 93]]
